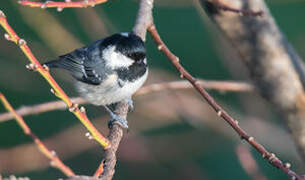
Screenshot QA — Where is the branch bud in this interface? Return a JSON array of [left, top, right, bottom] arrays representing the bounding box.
[[18, 39, 27, 46], [57, 7, 64, 12], [80, 106, 86, 113], [69, 103, 79, 112], [85, 132, 93, 140], [42, 64, 49, 71], [25, 63, 38, 71], [0, 10, 6, 18], [284, 162, 291, 169], [4, 33, 12, 41], [50, 150, 57, 157]]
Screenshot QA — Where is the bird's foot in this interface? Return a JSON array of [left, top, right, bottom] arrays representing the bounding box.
[[104, 105, 129, 129], [108, 113, 129, 129]]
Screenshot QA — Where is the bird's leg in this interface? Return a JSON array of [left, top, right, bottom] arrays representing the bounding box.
[[104, 104, 129, 129], [125, 97, 134, 112]]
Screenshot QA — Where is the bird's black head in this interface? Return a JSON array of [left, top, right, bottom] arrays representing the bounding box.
[[99, 32, 148, 82], [100, 32, 146, 62]]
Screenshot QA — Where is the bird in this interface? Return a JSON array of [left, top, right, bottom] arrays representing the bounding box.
[[44, 32, 148, 128]]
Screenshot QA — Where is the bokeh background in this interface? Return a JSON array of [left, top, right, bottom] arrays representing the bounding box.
[[0, 0, 304, 179]]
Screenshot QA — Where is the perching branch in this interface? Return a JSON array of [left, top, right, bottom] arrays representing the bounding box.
[[90, 0, 156, 178], [0, 93, 75, 177], [19, 0, 108, 11], [132, 0, 154, 41], [0, 11, 110, 149], [98, 102, 128, 179], [0, 80, 253, 122], [200, 0, 305, 165]]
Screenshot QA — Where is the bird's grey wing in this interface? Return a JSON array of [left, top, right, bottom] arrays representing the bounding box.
[[44, 46, 107, 85]]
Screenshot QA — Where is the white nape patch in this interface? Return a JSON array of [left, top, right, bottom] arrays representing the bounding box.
[[103, 46, 134, 69], [120, 32, 129, 37]]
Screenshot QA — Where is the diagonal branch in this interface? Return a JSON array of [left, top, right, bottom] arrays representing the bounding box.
[[148, 19, 304, 180], [0, 93, 75, 177], [212, 0, 263, 16], [0, 10, 110, 149], [19, 0, 108, 11], [200, 0, 305, 171]]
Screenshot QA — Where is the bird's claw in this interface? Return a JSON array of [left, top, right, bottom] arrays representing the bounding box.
[[108, 114, 129, 129]]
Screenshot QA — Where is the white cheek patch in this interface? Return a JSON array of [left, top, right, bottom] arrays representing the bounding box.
[[103, 46, 134, 69], [120, 32, 129, 37]]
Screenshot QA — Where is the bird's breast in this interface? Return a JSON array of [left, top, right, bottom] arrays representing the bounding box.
[[75, 70, 148, 106]]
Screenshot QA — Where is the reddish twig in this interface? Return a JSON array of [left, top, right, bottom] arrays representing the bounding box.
[[236, 145, 267, 180], [94, 162, 104, 177], [0, 80, 253, 122], [0, 93, 75, 177], [19, 0, 108, 11], [0, 10, 110, 149], [148, 24, 304, 180], [211, 0, 263, 16]]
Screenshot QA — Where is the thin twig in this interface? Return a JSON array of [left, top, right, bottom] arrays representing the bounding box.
[[19, 0, 108, 11], [0, 80, 253, 122], [0, 10, 110, 148], [212, 0, 263, 16], [93, 162, 104, 177], [0, 93, 75, 177], [148, 24, 304, 180], [200, 0, 305, 163]]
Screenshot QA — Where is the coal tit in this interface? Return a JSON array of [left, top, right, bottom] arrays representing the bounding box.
[[44, 32, 148, 128]]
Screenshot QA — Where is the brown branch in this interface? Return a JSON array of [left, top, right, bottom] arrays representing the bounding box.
[[1, 175, 30, 180], [148, 22, 304, 180], [132, 0, 154, 41], [91, 0, 155, 178], [0, 80, 253, 122], [212, 0, 263, 16], [200, 0, 305, 174], [0, 93, 75, 177], [99, 102, 128, 179], [19, 0, 108, 11]]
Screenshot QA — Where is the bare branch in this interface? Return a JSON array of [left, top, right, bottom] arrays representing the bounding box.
[[0, 10, 110, 149], [19, 0, 108, 10], [1, 175, 30, 180], [148, 16, 304, 180], [132, 0, 154, 41], [99, 102, 128, 179], [0, 80, 253, 122], [90, 0, 156, 178], [212, 0, 263, 16], [0, 93, 75, 177], [200, 0, 305, 164]]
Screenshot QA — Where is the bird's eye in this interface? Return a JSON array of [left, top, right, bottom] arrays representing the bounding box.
[[127, 52, 145, 61]]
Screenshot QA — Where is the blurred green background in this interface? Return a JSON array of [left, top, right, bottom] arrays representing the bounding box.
[[0, 0, 304, 179]]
